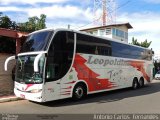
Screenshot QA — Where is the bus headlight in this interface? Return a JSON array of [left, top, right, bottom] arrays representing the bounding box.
[[28, 89, 42, 93]]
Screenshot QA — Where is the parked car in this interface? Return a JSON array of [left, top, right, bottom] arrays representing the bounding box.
[[155, 71, 160, 80]]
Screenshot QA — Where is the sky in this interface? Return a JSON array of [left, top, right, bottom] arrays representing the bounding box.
[[0, 0, 160, 54]]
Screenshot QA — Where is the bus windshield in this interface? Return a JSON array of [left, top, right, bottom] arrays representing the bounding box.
[[15, 55, 45, 84], [20, 30, 53, 53]]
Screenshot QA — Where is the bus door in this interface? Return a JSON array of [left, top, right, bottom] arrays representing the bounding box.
[[43, 31, 75, 101], [43, 61, 61, 101]]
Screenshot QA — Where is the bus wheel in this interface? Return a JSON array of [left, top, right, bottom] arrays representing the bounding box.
[[139, 78, 144, 88], [72, 84, 86, 100], [132, 78, 139, 89]]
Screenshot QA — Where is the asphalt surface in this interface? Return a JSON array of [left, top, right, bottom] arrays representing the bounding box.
[[0, 80, 160, 114]]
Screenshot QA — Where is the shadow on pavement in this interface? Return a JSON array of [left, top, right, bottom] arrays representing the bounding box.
[[36, 80, 160, 107]]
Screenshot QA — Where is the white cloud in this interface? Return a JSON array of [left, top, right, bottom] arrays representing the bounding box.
[[27, 5, 93, 26], [117, 11, 160, 54], [0, 0, 94, 29], [118, 11, 160, 32], [28, 5, 81, 18], [0, 4, 93, 25], [0, 6, 21, 11], [0, 0, 70, 5]]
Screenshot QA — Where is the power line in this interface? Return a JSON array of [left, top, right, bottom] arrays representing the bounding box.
[[116, 0, 131, 10], [74, 0, 131, 30]]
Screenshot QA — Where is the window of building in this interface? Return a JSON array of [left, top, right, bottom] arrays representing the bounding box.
[[112, 28, 116, 36], [112, 28, 128, 40], [106, 28, 111, 35], [93, 30, 98, 35], [99, 29, 105, 36], [88, 31, 93, 34]]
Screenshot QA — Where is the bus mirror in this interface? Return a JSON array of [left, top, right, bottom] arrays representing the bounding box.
[[34, 52, 46, 72], [4, 56, 15, 71], [34, 53, 43, 72]]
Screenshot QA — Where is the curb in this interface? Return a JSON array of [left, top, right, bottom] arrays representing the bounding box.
[[0, 96, 24, 103]]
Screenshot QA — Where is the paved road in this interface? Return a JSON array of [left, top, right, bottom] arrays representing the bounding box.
[[0, 80, 160, 114]]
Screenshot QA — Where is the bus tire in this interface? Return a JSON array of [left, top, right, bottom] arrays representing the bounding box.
[[139, 77, 144, 88], [132, 78, 139, 89], [72, 83, 86, 100]]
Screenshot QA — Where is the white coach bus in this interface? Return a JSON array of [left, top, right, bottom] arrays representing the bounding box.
[[4, 28, 153, 102]]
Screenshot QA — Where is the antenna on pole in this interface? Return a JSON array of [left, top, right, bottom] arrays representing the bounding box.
[[93, 0, 116, 26], [102, 0, 106, 26]]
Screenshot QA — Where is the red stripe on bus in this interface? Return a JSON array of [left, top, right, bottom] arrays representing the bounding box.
[[64, 81, 76, 84], [73, 54, 116, 92], [62, 86, 72, 89], [25, 84, 34, 91], [129, 61, 150, 82]]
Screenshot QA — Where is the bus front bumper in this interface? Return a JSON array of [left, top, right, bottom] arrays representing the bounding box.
[[14, 88, 44, 102]]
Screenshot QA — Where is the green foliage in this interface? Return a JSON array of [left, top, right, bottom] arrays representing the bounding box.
[[142, 39, 152, 48], [18, 14, 46, 32], [131, 37, 152, 48], [0, 13, 17, 53], [0, 13, 47, 53], [0, 13, 17, 29]]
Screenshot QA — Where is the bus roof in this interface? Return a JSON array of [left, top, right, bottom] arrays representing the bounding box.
[[28, 28, 152, 51]]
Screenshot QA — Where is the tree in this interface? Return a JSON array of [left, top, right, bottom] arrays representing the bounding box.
[[131, 37, 140, 46], [18, 14, 46, 32], [0, 15, 12, 28], [0, 13, 47, 53], [36, 14, 46, 30], [141, 39, 152, 48], [131, 37, 152, 48], [0, 13, 17, 29], [0, 13, 16, 53]]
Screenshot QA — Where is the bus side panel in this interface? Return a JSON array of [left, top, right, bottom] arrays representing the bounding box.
[[60, 69, 78, 99], [70, 53, 152, 94]]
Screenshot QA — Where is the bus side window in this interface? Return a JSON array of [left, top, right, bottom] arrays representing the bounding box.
[[45, 31, 74, 82]]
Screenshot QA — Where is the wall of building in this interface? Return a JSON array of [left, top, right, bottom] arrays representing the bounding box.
[[0, 53, 15, 96], [114, 25, 128, 32], [82, 25, 129, 43]]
